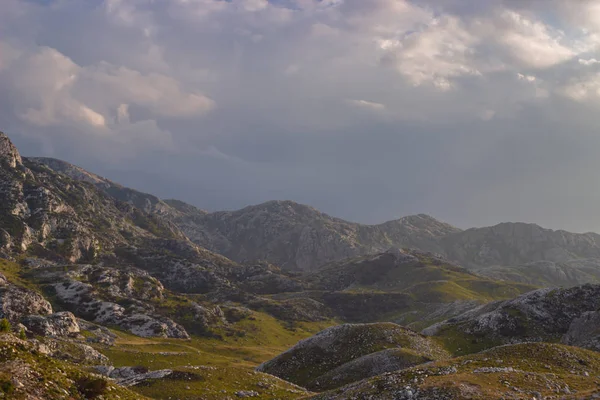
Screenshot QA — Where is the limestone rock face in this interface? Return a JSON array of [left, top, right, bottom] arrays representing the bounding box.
[[0, 279, 53, 323], [22, 312, 80, 337], [106, 366, 173, 387], [425, 284, 600, 345], [45, 265, 189, 339], [562, 310, 600, 351], [0, 131, 23, 168]]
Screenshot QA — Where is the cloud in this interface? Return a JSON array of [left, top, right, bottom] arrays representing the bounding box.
[[381, 15, 481, 90], [3, 0, 600, 233], [495, 10, 575, 69], [347, 99, 386, 111], [580, 58, 600, 66]]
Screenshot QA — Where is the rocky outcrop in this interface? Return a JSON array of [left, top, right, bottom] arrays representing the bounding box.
[[46, 339, 111, 365], [0, 333, 139, 399], [257, 323, 448, 390], [425, 284, 600, 347], [0, 131, 23, 169], [0, 276, 53, 323], [21, 311, 79, 337], [94, 366, 173, 387], [562, 310, 600, 351], [30, 157, 177, 216], [39, 265, 189, 339]]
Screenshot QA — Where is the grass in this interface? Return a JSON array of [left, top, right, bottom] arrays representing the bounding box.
[[312, 342, 600, 399], [0, 333, 144, 400], [0, 259, 43, 293], [257, 322, 449, 390], [433, 324, 503, 356], [88, 311, 334, 399]]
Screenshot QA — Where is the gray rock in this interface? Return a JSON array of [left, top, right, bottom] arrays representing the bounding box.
[[0, 284, 52, 323], [109, 367, 173, 387], [22, 312, 79, 337], [562, 310, 600, 351], [235, 390, 259, 398]]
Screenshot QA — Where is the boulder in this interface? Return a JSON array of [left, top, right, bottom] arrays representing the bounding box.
[[562, 310, 600, 351], [107, 367, 173, 387], [0, 284, 52, 323], [22, 312, 80, 337]]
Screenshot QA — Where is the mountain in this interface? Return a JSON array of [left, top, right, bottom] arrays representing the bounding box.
[[29, 157, 178, 216], [139, 199, 461, 271], [34, 157, 600, 281], [441, 222, 600, 270], [31, 158, 462, 270]]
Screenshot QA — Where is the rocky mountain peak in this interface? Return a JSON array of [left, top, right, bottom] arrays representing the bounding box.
[[247, 200, 322, 217], [0, 131, 23, 168], [28, 157, 109, 186]]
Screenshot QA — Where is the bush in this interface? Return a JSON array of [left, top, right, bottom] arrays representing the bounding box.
[[76, 377, 108, 399], [0, 319, 11, 333], [0, 380, 14, 394]]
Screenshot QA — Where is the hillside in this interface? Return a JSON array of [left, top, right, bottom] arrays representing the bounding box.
[[300, 248, 535, 328], [476, 259, 600, 287], [257, 323, 449, 391], [310, 342, 600, 399], [424, 284, 600, 356]]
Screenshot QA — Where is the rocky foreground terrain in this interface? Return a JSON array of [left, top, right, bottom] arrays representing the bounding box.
[[3, 130, 600, 399]]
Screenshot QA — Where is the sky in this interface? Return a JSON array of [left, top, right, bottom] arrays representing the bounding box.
[[2, 0, 600, 232]]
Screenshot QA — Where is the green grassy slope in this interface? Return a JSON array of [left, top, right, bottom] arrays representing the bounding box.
[[311, 342, 600, 399]]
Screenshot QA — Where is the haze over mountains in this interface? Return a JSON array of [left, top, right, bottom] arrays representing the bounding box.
[[31, 154, 600, 282]]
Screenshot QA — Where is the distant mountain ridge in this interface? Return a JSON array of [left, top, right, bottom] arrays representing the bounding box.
[[33, 156, 600, 281]]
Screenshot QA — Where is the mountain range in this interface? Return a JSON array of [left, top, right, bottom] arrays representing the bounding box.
[[30, 154, 600, 282], [2, 130, 600, 399]]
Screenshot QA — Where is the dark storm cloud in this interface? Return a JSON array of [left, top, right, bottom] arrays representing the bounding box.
[[2, 0, 600, 232]]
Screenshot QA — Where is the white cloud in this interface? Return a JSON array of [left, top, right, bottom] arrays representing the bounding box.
[[579, 58, 600, 66], [560, 74, 600, 101], [381, 16, 481, 90], [235, 0, 269, 12], [347, 99, 386, 111], [78, 105, 106, 127], [495, 10, 575, 69], [518, 73, 536, 82]]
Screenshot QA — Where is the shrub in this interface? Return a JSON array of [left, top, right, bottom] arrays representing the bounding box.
[[76, 377, 108, 399], [0, 380, 14, 394], [0, 319, 11, 333]]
